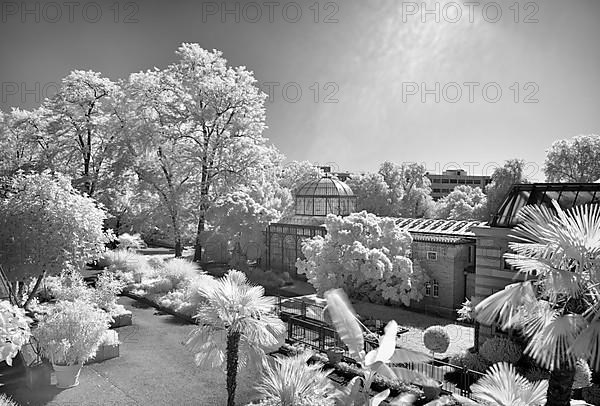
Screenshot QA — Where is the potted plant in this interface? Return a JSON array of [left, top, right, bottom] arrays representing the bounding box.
[[326, 346, 345, 364], [34, 300, 111, 388]]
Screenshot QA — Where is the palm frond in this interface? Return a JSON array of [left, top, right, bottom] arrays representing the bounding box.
[[470, 362, 547, 406], [255, 351, 334, 405], [474, 282, 536, 327], [516, 300, 558, 338], [525, 313, 588, 370], [571, 320, 600, 371]]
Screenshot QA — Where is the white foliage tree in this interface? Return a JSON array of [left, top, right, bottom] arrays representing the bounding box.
[[296, 211, 427, 306]]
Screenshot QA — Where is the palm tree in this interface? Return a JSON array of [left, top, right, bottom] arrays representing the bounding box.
[[185, 270, 285, 406], [474, 201, 600, 406]]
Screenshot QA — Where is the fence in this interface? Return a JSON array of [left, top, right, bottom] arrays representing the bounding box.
[[277, 296, 327, 323], [397, 360, 486, 398]]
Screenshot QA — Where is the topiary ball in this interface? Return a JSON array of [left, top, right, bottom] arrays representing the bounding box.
[[423, 326, 450, 354]]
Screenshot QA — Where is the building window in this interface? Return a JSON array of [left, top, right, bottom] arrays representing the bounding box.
[[433, 280, 439, 297], [425, 282, 431, 296], [441, 179, 449, 184], [450, 179, 458, 184], [427, 251, 438, 261]]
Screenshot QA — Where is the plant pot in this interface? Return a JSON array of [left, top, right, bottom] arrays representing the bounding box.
[[422, 380, 443, 400], [52, 363, 83, 388], [25, 361, 53, 389], [110, 311, 132, 328], [327, 348, 344, 364]]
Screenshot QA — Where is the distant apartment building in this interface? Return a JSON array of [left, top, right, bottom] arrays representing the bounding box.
[[426, 169, 491, 200]]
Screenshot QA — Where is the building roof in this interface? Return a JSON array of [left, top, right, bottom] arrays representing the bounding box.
[[271, 215, 326, 228], [394, 217, 487, 237], [490, 183, 600, 228], [295, 176, 354, 197]]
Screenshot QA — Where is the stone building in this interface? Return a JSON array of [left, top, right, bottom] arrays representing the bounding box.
[[394, 218, 485, 318], [472, 182, 600, 343]]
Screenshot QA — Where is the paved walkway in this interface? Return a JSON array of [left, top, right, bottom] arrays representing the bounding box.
[[3, 297, 260, 406]]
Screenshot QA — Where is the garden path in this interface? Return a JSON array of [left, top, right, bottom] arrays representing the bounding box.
[[3, 297, 259, 406]]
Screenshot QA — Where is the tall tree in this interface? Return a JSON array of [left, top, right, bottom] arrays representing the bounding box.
[[0, 108, 51, 176], [278, 160, 323, 192], [130, 44, 273, 262], [544, 134, 600, 182], [0, 172, 111, 308], [121, 68, 197, 257], [40, 70, 125, 198], [346, 172, 393, 216], [435, 185, 487, 221], [484, 159, 529, 221], [474, 201, 600, 406]]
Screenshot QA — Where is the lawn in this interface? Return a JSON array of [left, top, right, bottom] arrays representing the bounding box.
[[351, 301, 475, 358]]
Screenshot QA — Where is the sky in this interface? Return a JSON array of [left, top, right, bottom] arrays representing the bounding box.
[[1, 0, 599, 181]]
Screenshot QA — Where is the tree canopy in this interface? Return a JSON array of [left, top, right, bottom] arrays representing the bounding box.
[[296, 211, 427, 306], [544, 134, 600, 183], [0, 172, 112, 283]]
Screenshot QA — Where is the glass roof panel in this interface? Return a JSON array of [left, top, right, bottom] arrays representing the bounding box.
[[490, 183, 600, 227]]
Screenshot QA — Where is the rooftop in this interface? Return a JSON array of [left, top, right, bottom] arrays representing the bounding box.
[[490, 183, 600, 228], [394, 217, 487, 237], [295, 176, 354, 197]]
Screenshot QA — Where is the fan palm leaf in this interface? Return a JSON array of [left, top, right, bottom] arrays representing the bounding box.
[[570, 320, 600, 371], [470, 362, 548, 406], [255, 351, 335, 406], [474, 282, 537, 327], [526, 314, 587, 371]]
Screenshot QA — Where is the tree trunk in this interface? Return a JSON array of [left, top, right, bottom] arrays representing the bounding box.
[[170, 212, 183, 258], [23, 271, 46, 309], [174, 239, 183, 258], [546, 367, 576, 406], [193, 213, 205, 262], [226, 331, 241, 406]]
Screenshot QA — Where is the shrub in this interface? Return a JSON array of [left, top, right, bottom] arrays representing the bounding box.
[[0, 300, 32, 365], [34, 300, 111, 365], [449, 351, 489, 373], [423, 326, 450, 355], [573, 359, 592, 389], [145, 278, 174, 294], [116, 233, 146, 250], [155, 258, 203, 290], [479, 337, 522, 364], [45, 271, 93, 303], [522, 366, 550, 382], [93, 272, 125, 311], [102, 249, 151, 275], [0, 393, 17, 406]]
